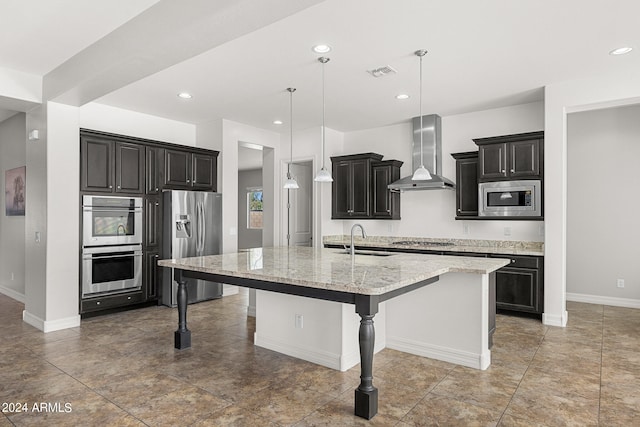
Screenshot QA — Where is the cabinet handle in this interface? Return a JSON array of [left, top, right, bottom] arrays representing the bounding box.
[[501, 169, 506, 173], [155, 202, 159, 206], [386, 209, 390, 212], [117, 185, 121, 189], [154, 255, 159, 258], [127, 296, 131, 300], [109, 185, 113, 189], [96, 301, 101, 305], [511, 259, 516, 263], [457, 208, 461, 212], [155, 187, 159, 191], [187, 179, 190, 183], [510, 169, 515, 173]]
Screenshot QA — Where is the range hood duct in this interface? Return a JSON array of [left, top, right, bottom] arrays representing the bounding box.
[[387, 114, 455, 192]]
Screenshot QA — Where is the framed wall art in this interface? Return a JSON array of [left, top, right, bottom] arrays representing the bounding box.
[[5, 166, 26, 216]]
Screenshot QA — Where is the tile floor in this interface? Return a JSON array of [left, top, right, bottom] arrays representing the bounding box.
[[1, 291, 638, 426]]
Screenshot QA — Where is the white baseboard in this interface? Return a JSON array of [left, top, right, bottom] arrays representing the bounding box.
[[23, 310, 81, 333], [386, 336, 488, 370], [542, 310, 569, 327], [0, 284, 25, 303], [255, 333, 345, 371], [567, 292, 640, 309], [222, 285, 239, 296]]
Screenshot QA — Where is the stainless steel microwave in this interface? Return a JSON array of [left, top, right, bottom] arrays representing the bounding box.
[[478, 180, 542, 217]]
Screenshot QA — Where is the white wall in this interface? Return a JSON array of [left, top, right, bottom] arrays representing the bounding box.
[[544, 69, 640, 326], [341, 102, 545, 241], [79, 103, 196, 146], [237, 168, 263, 249], [566, 104, 640, 306], [0, 113, 26, 301]]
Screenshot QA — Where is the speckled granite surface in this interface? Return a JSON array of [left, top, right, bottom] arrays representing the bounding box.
[[158, 246, 509, 296], [322, 235, 544, 256]]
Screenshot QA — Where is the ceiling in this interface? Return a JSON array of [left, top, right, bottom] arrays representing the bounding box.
[[1, 0, 639, 135]]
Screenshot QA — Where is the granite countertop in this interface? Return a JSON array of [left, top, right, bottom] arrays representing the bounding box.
[[322, 235, 544, 257], [158, 246, 510, 296]]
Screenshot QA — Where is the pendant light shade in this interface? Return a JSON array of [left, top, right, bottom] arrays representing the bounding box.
[[412, 49, 432, 181], [314, 56, 333, 182], [284, 87, 299, 189]]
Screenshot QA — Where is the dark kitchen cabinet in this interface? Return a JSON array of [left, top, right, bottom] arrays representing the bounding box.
[[371, 160, 402, 219], [490, 254, 543, 315], [451, 152, 479, 218], [144, 250, 160, 300], [474, 131, 543, 182], [331, 153, 383, 219], [164, 149, 217, 191], [144, 195, 162, 248], [80, 135, 143, 194], [145, 146, 163, 195]]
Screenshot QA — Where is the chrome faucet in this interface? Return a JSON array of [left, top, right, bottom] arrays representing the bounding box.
[[350, 223, 367, 263]]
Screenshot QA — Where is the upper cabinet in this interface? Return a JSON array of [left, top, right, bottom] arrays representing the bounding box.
[[81, 135, 144, 194], [474, 131, 543, 182], [331, 153, 402, 220], [164, 149, 217, 191], [451, 152, 479, 218], [371, 160, 402, 219]]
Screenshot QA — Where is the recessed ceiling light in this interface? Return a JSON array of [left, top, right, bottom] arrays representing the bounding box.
[[177, 92, 192, 99], [396, 94, 410, 100], [273, 120, 283, 125], [312, 44, 332, 54], [609, 47, 633, 55]]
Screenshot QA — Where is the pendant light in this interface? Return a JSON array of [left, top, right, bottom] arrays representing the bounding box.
[[412, 49, 432, 181], [283, 87, 299, 189], [314, 56, 333, 182]]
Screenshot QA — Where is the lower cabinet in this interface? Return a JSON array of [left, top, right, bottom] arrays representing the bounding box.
[[144, 250, 160, 300], [490, 255, 543, 315], [81, 291, 145, 314]]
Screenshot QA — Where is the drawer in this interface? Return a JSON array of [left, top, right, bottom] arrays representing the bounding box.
[[81, 291, 145, 313], [490, 254, 540, 269]]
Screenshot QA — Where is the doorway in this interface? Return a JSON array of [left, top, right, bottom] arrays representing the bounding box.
[[285, 160, 313, 247]]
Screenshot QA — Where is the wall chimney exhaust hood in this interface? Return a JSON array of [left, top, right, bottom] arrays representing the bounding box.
[[387, 114, 455, 192]]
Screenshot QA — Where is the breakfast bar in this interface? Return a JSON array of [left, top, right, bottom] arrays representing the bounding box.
[[158, 246, 509, 419]]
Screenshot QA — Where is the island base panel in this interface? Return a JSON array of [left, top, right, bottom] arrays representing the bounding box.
[[355, 388, 378, 419]]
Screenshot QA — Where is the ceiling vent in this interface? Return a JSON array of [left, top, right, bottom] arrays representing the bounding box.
[[367, 65, 397, 78]]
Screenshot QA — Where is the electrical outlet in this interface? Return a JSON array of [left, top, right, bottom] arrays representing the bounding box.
[[295, 314, 303, 329], [462, 223, 469, 235], [617, 279, 625, 288], [504, 227, 511, 236], [35, 231, 41, 243]]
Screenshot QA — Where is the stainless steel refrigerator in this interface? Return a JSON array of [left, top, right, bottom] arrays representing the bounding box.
[[161, 190, 223, 307]]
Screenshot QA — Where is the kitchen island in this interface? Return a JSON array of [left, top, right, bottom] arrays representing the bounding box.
[[158, 246, 509, 419]]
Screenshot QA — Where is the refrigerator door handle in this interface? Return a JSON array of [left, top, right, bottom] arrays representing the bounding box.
[[199, 201, 206, 254], [196, 200, 202, 254]]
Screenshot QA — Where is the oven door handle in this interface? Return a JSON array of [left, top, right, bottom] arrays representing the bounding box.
[[82, 251, 143, 260], [83, 208, 142, 213]]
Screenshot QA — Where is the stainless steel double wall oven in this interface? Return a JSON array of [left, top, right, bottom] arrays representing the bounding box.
[[81, 195, 143, 297]]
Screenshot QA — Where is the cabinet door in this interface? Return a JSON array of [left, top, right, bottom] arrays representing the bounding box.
[[332, 161, 353, 218], [478, 143, 508, 180], [164, 149, 191, 188], [81, 136, 113, 192], [146, 146, 163, 194], [455, 155, 479, 217], [350, 159, 370, 217], [372, 162, 400, 219], [192, 153, 215, 191], [495, 267, 539, 313], [509, 139, 540, 178], [144, 195, 162, 248], [144, 250, 160, 300], [115, 142, 144, 194]]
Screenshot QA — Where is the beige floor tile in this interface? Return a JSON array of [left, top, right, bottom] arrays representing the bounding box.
[[402, 393, 501, 426]]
